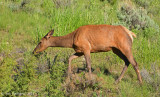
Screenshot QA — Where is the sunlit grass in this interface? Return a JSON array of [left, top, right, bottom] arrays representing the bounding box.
[[0, 0, 160, 96]]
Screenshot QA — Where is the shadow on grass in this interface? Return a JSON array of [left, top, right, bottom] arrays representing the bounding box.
[[73, 67, 120, 81]]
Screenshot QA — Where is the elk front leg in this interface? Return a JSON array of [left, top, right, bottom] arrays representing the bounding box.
[[84, 51, 92, 80], [68, 53, 83, 77]]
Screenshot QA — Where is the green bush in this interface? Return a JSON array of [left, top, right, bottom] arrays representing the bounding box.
[[134, 0, 151, 8], [117, 5, 159, 30], [116, 4, 159, 40], [0, 57, 18, 95], [45, 54, 67, 96], [15, 53, 37, 93], [0, 0, 160, 96]]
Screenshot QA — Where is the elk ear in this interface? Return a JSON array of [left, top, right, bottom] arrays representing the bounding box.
[[45, 29, 54, 39]]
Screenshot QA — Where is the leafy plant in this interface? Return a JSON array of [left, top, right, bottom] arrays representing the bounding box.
[[45, 54, 67, 96]]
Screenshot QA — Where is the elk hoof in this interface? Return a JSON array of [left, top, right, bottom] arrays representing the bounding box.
[[114, 79, 120, 84]]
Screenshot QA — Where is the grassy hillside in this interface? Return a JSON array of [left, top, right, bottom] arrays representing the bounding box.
[[0, 0, 160, 96]]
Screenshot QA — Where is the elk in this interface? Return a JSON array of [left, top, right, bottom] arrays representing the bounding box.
[[33, 24, 142, 84]]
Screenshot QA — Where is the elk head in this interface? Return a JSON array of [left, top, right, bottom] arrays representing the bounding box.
[[33, 29, 54, 54]]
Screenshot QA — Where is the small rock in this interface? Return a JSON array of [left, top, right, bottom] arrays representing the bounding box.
[[141, 69, 153, 84], [0, 56, 3, 61]]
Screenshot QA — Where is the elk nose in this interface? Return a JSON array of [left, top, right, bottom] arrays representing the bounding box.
[[32, 50, 36, 55], [32, 51, 35, 54]]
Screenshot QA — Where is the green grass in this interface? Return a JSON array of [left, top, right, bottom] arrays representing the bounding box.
[[0, 0, 160, 96]]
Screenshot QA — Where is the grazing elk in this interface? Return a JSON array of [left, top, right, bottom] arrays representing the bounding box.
[[33, 25, 142, 84]]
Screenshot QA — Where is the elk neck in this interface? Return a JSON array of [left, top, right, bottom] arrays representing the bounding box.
[[49, 32, 75, 48]]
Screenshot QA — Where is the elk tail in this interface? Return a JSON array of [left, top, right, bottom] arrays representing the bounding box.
[[131, 32, 136, 38], [121, 26, 137, 42]]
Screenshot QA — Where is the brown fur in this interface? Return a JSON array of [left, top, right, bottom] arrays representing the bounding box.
[[33, 24, 142, 84]]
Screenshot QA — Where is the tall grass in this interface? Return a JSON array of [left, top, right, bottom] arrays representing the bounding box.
[[0, 0, 160, 96]]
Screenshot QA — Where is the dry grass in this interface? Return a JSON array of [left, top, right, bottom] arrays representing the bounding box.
[[63, 73, 106, 97]]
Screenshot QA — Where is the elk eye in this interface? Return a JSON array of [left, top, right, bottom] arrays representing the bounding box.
[[38, 42, 41, 45]]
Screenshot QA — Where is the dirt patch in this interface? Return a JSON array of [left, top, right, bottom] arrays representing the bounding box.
[[62, 73, 106, 96]]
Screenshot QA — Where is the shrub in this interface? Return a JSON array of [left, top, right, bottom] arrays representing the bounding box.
[[141, 62, 160, 96], [117, 5, 159, 31], [116, 4, 159, 39], [0, 57, 18, 95], [44, 54, 67, 96], [14, 52, 38, 93], [134, 0, 151, 8]]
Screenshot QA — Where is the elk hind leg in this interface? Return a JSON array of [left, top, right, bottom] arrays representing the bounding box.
[[120, 48, 142, 84], [127, 55, 142, 84], [112, 48, 130, 84]]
